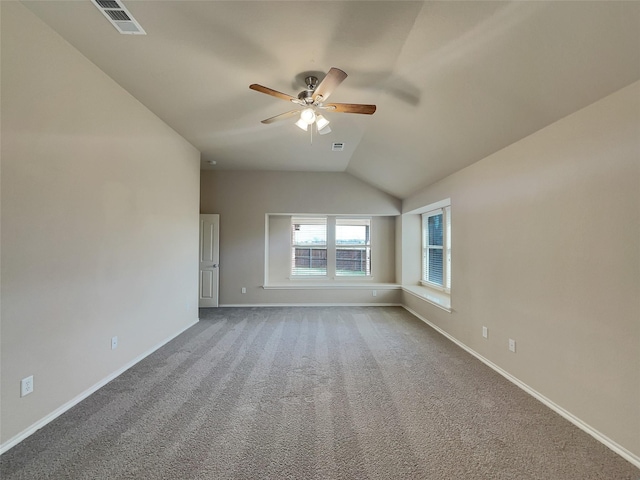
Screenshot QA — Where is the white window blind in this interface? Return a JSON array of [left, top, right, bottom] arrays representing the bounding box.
[[291, 217, 327, 276], [336, 218, 371, 276], [422, 206, 451, 291]]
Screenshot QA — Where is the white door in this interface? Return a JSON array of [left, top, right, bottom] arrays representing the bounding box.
[[199, 214, 220, 307]]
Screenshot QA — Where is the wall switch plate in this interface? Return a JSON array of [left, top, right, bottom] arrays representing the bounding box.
[[111, 336, 118, 350], [372, 290, 377, 297], [509, 338, 516, 352], [21, 375, 34, 397], [241, 287, 247, 294], [482, 326, 488, 338]]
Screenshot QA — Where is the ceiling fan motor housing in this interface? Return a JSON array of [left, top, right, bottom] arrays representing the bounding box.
[[298, 90, 315, 104], [297, 76, 319, 104]]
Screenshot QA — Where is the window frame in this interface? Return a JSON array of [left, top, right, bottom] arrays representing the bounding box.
[[335, 217, 372, 277], [421, 205, 451, 293], [290, 216, 328, 277], [289, 215, 374, 279]]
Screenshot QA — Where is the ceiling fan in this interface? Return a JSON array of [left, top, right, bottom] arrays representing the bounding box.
[[249, 67, 376, 136]]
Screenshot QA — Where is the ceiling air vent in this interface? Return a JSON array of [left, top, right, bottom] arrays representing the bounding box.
[[332, 143, 345, 152], [91, 0, 146, 35]]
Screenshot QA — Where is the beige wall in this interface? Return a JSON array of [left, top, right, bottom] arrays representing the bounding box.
[[1, 3, 200, 447], [402, 81, 640, 458], [200, 171, 401, 305]]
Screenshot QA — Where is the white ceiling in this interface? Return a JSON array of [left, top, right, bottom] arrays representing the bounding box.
[[22, 1, 640, 199]]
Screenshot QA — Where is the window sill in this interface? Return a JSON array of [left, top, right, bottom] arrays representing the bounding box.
[[402, 285, 451, 312], [263, 283, 401, 291]]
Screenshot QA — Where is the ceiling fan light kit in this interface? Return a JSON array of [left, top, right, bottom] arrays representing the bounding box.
[[295, 109, 330, 136], [249, 67, 376, 142]]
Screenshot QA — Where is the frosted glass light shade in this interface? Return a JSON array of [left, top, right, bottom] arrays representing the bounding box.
[[316, 115, 330, 130], [295, 118, 308, 131], [300, 108, 316, 125]]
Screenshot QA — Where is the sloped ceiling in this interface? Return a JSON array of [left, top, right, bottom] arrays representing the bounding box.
[[21, 1, 640, 199]]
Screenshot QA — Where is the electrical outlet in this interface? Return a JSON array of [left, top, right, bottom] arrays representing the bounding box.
[[111, 336, 118, 350], [372, 290, 377, 297], [509, 338, 516, 353], [21, 375, 34, 397], [241, 287, 247, 294], [482, 326, 488, 338]]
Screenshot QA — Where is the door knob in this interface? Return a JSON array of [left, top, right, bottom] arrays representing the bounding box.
[[212, 264, 218, 268]]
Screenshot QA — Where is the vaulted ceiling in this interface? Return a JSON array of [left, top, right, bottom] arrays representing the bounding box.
[[22, 1, 640, 199]]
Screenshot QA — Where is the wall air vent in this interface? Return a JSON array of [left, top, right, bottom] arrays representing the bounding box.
[[332, 143, 345, 152], [91, 0, 146, 35]]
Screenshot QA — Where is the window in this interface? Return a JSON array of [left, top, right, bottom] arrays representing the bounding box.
[[422, 206, 451, 291], [336, 218, 371, 276], [291, 217, 327, 276], [289, 216, 373, 278]]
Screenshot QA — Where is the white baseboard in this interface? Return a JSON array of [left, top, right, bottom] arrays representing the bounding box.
[[402, 305, 640, 470], [0, 318, 199, 455], [219, 303, 402, 308]]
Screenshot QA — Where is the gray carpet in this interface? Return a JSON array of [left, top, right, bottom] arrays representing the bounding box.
[[1, 307, 638, 479]]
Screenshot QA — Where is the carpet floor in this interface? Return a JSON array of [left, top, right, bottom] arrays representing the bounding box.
[[1, 306, 638, 479]]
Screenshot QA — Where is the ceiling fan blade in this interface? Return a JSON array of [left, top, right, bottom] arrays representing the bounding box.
[[261, 110, 301, 124], [313, 67, 347, 102], [325, 103, 377, 115], [250, 84, 297, 102]]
